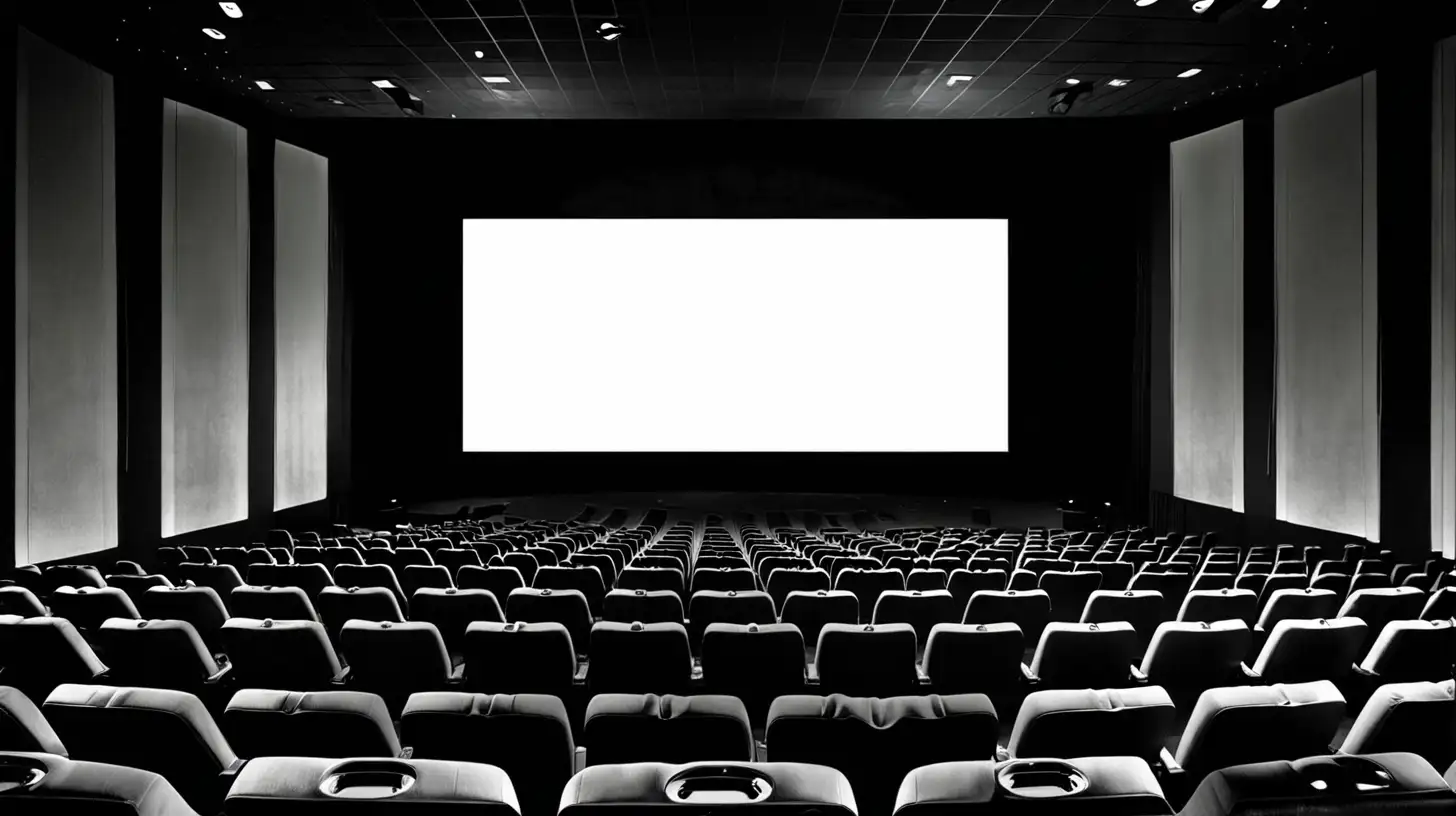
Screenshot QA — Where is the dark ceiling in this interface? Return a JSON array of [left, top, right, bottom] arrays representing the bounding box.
[[20, 0, 1455, 120]]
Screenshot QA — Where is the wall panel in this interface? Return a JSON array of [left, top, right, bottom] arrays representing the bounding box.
[[1435, 38, 1456, 557]]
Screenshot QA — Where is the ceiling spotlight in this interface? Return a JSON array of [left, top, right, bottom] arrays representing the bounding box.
[[1178, 68, 1202, 78], [1108, 78, 1132, 87], [474, 50, 485, 58], [1064, 78, 1081, 85], [218, 2, 242, 18], [372, 79, 397, 89], [1191, 0, 1214, 11], [254, 80, 274, 90], [1135, 0, 1158, 5], [947, 74, 974, 86], [1261, 0, 1280, 6], [597, 21, 624, 41], [481, 76, 510, 84], [329, 98, 345, 105], [202, 28, 226, 39]]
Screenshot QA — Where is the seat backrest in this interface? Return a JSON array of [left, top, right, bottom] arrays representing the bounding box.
[[584, 693, 753, 766], [0, 751, 199, 816], [462, 621, 577, 695], [408, 587, 503, 653], [1421, 587, 1456, 620], [601, 588, 685, 625], [1175, 680, 1347, 783], [871, 590, 960, 648], [331, 563, 405, 609], [534, 565, 606, 616], [228, 584, 318, 622], [48, 587, 139, 631], [765, 568, 832, 611], [778, 590, 857, 646], [175, 563, 244, 595], [246, 563, 334, 598], [316, 585, 405, 643], [1029, 621, 1140, 688], [1140, 619, 1251, 692], [1038, 570, 1102, 621], [104, 574, 173, 606], [1179, 588, 1259, 625], [588, 621, 692, 695], [1340, 680, 1456, 771], [962, 590, 1051, 643], [923, 623, 1024, 694], [402, 692, 573, 816], [558, 762, 856, 816], [767, 693, 998, 816], [0, 685, 67, 755], [1340, 587, 1428, 650], [0, 617, 107, 703], [834, 569, 906, 624], [891, 756, 1169, 816], [1008, 686, 1177, 763], [224, 755, 519, 815], [699, 622, 806, 722], [946, 569, 1008, 614], [1359, 619, 1456, 682], [1252, 617, 1368, 683], [814, 623, 919, 697], [687, 590, 776, 647], [339, 620, 452, 699], [617, 567, 686, 603], [457, 565, 525, 599], [43, 683, 237, 813], [505, 588, 593, 652], [223, 688, 401, 759], [0, 586, 47, 618], [219, 617, 343, 690], [93, 619, 219, 691], [689, 567, 756, 595], [1181, 752, 1456, 816], [1257, 588, 1341, 630]]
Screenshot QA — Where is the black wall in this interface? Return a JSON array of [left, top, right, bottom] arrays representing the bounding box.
[[315, 117, 1159, 511]]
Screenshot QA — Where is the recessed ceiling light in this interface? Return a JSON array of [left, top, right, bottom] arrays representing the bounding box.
[[474, 50, 485, 58], [1191, 0, 1214, 11], [597, 21, 623, 41], [372, 79, 397, 89], [1261, 0, 1280, 6], [1135, 0, 1158, 5], [219, 2, 243, 18], [255, 80, 274, 90], [1064, 78, 1081, 85], [1108, 78, 1131, 87], [481, 76, 510, 84], [329, 98, 345, 105], [947, 74, 973, 86], [202, 28, 226, 39], [1178, 68, 1202, 78]]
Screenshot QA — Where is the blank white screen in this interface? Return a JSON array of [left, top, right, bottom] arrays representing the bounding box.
[[463, 219, 1008, 452]]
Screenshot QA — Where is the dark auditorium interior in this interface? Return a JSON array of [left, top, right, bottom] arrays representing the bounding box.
[[8, 0, 1456, 814]]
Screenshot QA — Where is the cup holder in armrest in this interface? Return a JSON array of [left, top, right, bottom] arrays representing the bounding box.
[[0, 756, 48, 794], [1300, 757, 1395, 794], [666, 766, 774, 805], [318, 760, 418, 800], [996, 760, 1090, 799]]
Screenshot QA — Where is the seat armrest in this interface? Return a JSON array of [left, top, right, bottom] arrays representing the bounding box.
[[574, 662, 589, 683], [398, 747, 414, 759], [1129, 665, 1148, 683], [1159, 747, 1183, 775], [916, 664, 931, 684], [805, 664, 820, 684], [1239, 662, 1262, 681], [1352, 663, 1379, 679], [573, 746, 586, 774], [447, 664, 466, 684], [995, 745, 1011, 762], [1019, 663, 1039, 684], [331, 666, 352, 685], [205, 663, 232, 685]]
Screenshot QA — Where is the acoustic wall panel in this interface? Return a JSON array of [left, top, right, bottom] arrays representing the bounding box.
[[273, 141, 328, 511], [1275, 74, 1380, 541], [1171, 121, 1245, 512], [14, 31, 119, 564], [1435, 37, 1456, 558], [161, 100, 249, 537]]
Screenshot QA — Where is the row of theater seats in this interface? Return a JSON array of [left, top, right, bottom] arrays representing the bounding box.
[[7, 678, 1456, 815]]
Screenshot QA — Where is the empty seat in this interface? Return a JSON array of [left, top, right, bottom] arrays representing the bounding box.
[[316, 585, 404, 646], [47, 587, 139, 632], [534, 565, 607, 617], [688, 590, 776, 650], [400, 564, 454, 600], [457, 565, 526, 601], [93, 619, 225, 695], [814, 623, 919, 697], [230, 584, 319, 623], [174, 563, 244, 597], [1139, 620, 1252, 711], [340, 620, 456, 713], [1039, 570, 1102, 622], [506, 588, 593, 654], [1421, 587, 1456, 620], [1007, 686, 1177, 763], [44, 565, 105, 592], [1356, 619, 1456, 684], [331, 563, 405, 610], [0, 751, 199, 816], [224, 755, 518, 815], [765, 568, 831, 612], [836, 569, 906, 624], [892, 756, 1169, 816], [1169, 680, 1346, 792], [906, 569, 949, 592], [767, 693, 998, 816], [1179, 587, 1259, 625], [220, 617, 346, 690], [0, 685, 67, 755], [700, 623, 806, 725], [1340, 587, 1428, 652], [0, 617, 108, 703], [558, 761, 856, 816], [0, 586, 46, 618], [872, 590, 959, 652], [43, 684, 238, 813], [1338, 680, 1456, 771], [1182, 752, 1456, 816], [1254, 588, 1341, 648], [1248, 617, 1368, 684], [602, 588, 684, 625], [246, 563, 334, 599], [402, 692, 574, 816], [409, 587, 504, 654], [223, 688, 401, 759], [584, 693, 752, 766], [588, 621, 692, 696], [617, 567, 686, 604], [1080, 589, 1164, 651], [922, 623, 1025, 696], [946, 569, 1008, 616], [690, 567, 757, 595], [104, 574, 173, 606], [962, 590, 1052, 645], [779, 590, 857, 650], [463, 621, 577, 698], [1028, 621, 1140, 689]]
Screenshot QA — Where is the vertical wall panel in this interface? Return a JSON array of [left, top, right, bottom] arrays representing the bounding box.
[[1275, 73, 1380, 540], [13, 31, 119, 564], [161, 100, 249, 538], [274, 141, 329, 510], [1172, 121, 1245, 512], [1435, 38, 1456, 557]]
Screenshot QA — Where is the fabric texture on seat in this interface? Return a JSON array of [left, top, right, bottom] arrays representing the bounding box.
[[1029, 621, 1140, 689], [463, 621, 577, 697], [1007, 686, 1176, 763], [222, 688, 401, 759], [223, 755, 519, 815], [923, 623, 1025, 695], [815, 623, 920, 697], [219, 617, 343, 690], [0, 685, 67, 755], [892, 756, 1168, 816], [506, 588, 593, 655], [601, 588, 684, 625], [0, 750, 200, 816], [558, 761, 856, 816], [1181, 752, 1456, 816], [584, 693, 752, 766], [588, 621, 692, 696], [1339, 680, 1456, 771], [93, 619, 220, 694], [409, 587, 504, 654], [1174, 680, 1347, 787], [779, 590, 857, 647], [700, 622, 805, 725]]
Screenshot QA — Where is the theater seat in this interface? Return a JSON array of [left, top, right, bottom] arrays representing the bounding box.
[[534, 566, 607, 617], [584, 694, 752, 766], [48, 586, 139, 633], [1180, 753, 1456, 816], [1006, 686, 1176, 763], [700, 623, 805, 725], [1139, 620, 1252, 712], [872, 590, 960, 653], [923, 623, 1024, 696], [331, 564, 404, 611], [104, 574, 173, 607], [766, 568, 831, 612], [779, 590, 857, 649], [0, 751, 199, 816], [44, 565, 105, 592], [1039, 571, 1102, 623], [0, 616, 108, 703], [814, 623, 920, 697], [1340, 587, 1428, 653], [223, 756, 519, 815], [688, 590, 776, 651], [558, 761, 856, 816], [0, 586, 47, 618], [229, 585, 319, 622], [767, 694, 998, 816], [340, 620, 456, 713], [175, 563, 245, 597], [1028, 621, 1140, 689], [409, 587, 503, 655], [1339, 680, 1456, 771], [220, 618, 347, 690], [892, 756, 1169, 816], [1168, 680, 1346, 794], [962, 590, 1051, 645], [43, 684, 239, 813], [1421, 587, 1456, 620], [93, 619, 226, 696], [316, 585, 405, 645], [588, 621, 692, 696], [1253, 588, 1341, 651], [456, 565, 525, 602], [1247, 617, 1367, 684], [836, 568, 906, 624], [1080, 590, 1164, 653], [222, 689, 401, 759], [0, 686, 67, 755], [617, 567, 687, 605], [602, 588, 684, 624], [402, 692, 574, 816], [506, 588, 593, 656], [1179, 588, 1259, 626], [463, 621, 577, 698], [1357, 619, 1456, 684], [138, 585, 230, 653]]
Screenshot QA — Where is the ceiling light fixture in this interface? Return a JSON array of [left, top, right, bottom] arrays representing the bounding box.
[[329, 98, 346, 105], [1135, 0, 1158, 5], [474, 50, 485, 58], [1064, 78, 1081, 85], [597, 21, 624, 41], [372, 79, 397, 89], [255, 80, 274, 90], [1178, 68, 1202, 78], [947, 75, 973, 86], [1191, 0, 1214, 11], [1108, 78, 1131, 87], [219, 2, 242, 18], [481, 76, 510, 84], [1261, 0, 1280, 6], [202, 28, 226, 39]]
